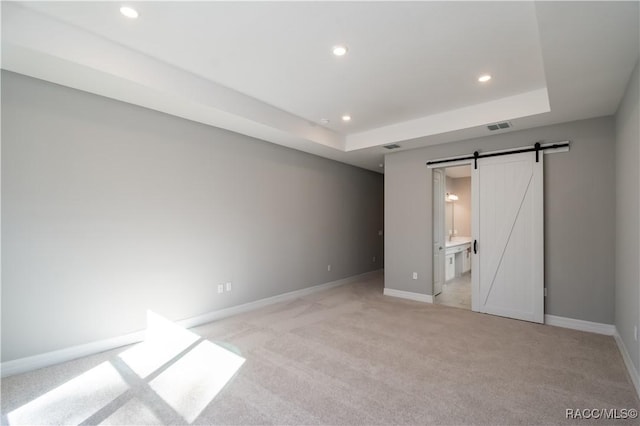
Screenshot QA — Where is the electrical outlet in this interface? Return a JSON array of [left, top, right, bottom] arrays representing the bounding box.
[[634, 325, 638, 341], [372, 256, 376, 263], [226, 282, 232, 292], [217, 284, 224, 294], [544, 288, 547, 297], [327, 264, 331, 271], [412, 272, 418, 280]]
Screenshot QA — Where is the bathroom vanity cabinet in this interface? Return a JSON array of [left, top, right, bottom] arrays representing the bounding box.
[[445, 238, 472, 281]]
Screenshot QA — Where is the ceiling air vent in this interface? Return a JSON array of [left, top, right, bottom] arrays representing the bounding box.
[[383, 143, 401, 150], [487, 121, 512, 131]]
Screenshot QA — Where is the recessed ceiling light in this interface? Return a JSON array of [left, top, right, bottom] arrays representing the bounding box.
[[478, 74, 492, 83], [332, 45, 348, 57], [342, 115, 351, 122], [120, 6, 139, 19]]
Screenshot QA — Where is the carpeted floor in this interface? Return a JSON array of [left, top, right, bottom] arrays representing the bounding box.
[[2, 271, 638, 425]]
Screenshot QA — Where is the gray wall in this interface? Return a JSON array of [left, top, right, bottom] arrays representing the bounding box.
[[615, 60, 639, 372], [1, 71, 384, 362], [385, 116, 615, 324]]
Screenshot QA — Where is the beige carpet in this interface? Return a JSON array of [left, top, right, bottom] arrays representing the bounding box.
[[2, 272, 638, 425]]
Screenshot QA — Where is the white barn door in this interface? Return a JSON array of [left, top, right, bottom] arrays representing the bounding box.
[[471, 151, 544, 323]]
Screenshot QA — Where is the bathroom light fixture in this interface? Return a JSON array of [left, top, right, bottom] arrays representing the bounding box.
[[478, 74, 492, 83], [120, 6, 139, 19], [342, 115, 351, 122], [332, 45, 348, 56], [446, 193, 458, 202]]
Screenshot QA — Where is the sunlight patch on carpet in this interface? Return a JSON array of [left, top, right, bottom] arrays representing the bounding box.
[[7, 311, 244, 425], [149, 339, 245, 423], [99, 397, 162, 425], [7, 362, 128, 425], [118, 310, 200, 378]]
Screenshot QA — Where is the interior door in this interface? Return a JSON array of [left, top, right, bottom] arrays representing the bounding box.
[[433, 168, 445, 296], [471, 152, 544, 323]]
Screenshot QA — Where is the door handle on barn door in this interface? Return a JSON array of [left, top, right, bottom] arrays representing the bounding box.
[[473, 240, 478, 254]]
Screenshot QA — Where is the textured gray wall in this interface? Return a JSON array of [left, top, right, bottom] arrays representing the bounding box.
[[615, 60, 639, 372], [1, 71, 384, 362], [385, 116, 615, 324]]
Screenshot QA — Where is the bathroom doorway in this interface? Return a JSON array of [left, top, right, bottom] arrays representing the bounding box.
[[433, 165, 472, 310], [430, 146, 547, 323]]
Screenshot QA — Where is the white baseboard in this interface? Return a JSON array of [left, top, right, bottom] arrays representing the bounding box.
[[0, 330, 146, 379], [614, 331, 640, 399], [1, 269, 382, 378], [544, 314, 616, 335], [178, 269, 382, 329], [543, 315, 639, 398], [383, 287, 433, 303]]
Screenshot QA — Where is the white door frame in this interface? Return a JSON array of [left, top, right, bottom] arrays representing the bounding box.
[[432, 168, 446, 296]]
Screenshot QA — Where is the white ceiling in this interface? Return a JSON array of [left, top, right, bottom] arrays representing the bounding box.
[[2, 1, 638, 173]]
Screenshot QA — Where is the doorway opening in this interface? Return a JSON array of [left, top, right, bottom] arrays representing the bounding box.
[[433, 165, 472, 310], [430, 148, 546, 323]]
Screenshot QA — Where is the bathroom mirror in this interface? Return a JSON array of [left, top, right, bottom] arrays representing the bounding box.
[[445, 193, 457, 238], [445, 199, 453, 237]]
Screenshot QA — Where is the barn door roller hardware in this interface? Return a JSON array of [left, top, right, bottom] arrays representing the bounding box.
[[426, 141, 570, 169]]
